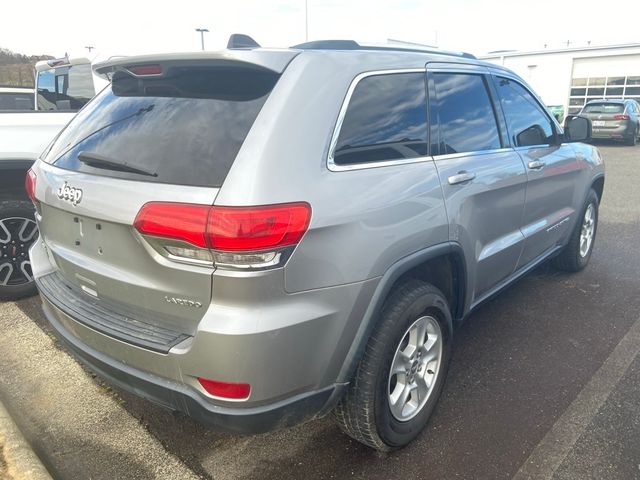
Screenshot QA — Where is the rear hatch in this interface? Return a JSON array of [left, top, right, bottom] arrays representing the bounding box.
[[35, 52, 295, 351], [580, 102, 626, 130]]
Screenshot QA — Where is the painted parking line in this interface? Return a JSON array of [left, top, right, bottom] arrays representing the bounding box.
[[513, 314, 640, 480]]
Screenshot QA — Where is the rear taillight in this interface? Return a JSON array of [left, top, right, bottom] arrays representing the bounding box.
[[134, 203, 210, 248], [207, 204, 311, 251], [197, 378, 251, 400], [133, 202, 311, 270], [614, 114, 630, 120], [25, 168, 38, 205]]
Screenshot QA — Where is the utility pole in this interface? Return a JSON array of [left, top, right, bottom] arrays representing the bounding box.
[[85, 46, 94, 53], [195, 28, 209, 51], [305, 0, 309, 42]]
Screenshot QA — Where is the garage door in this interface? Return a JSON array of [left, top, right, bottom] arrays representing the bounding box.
[[568, 54, 640, 114]]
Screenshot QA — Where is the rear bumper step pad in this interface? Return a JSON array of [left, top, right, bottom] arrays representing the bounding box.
[[36, 273, 190, 353]]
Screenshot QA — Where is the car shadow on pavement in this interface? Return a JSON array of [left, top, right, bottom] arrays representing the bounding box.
[[588, 139, 638, 148]]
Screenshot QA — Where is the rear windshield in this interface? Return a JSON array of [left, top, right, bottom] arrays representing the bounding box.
[[582, 103, 625, 114], [44, 65, 279, 187]]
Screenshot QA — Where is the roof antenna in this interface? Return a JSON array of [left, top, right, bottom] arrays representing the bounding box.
[[227, 34, 261, 49]]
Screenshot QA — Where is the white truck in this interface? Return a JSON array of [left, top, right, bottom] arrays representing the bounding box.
[[0, 55, 107, 299]]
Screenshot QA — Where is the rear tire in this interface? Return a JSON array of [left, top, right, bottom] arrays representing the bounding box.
[[626, 126, 638, 146], [552, 189, 599, 272], [0, 199, 38, 301], [332, 280, 452, 451]]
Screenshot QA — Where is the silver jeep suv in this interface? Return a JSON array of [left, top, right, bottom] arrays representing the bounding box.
[[28, 37, 604, 450]]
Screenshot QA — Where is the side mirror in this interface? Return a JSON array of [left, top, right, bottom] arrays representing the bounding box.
[[516, 124, 547, 146], [564, 115, 591, 142]]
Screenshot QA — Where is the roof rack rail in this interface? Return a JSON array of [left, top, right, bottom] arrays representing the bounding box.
[[291, 40, 360, 50], [291, 39, 476, 59]]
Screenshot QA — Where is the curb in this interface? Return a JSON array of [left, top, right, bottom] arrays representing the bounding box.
[[0, 401, 52, 480]]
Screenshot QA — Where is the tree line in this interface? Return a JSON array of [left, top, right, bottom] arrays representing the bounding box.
[[0, 48, 52, 88]]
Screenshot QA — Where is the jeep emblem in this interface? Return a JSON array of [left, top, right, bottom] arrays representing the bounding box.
[[57, 181, 83, 206]]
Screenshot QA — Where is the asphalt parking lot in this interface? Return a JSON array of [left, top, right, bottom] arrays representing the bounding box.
[[1, 142, 639, 480]]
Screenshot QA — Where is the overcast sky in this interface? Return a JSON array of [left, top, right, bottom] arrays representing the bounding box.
[[2, 0, 639, 59]]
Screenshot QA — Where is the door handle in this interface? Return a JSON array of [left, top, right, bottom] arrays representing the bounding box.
[[448, 171, 476, 185], [528, 160, 546, 170]]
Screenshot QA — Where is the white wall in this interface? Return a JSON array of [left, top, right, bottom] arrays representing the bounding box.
[[482, 45, 640, 116], [572, 54, 640, 78], [484, 52, 574, 106]]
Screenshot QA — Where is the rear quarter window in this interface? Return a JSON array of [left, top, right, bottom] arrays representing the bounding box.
[[45, 65, 278, 187], [332, 72, 428, 166]]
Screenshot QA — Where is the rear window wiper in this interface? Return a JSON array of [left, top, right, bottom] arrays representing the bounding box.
[[78, 151, 158, 177]]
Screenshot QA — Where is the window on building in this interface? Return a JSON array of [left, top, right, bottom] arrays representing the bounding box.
[[568, 74, 640, 116]]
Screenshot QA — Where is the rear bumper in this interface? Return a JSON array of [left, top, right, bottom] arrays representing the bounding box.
[[592, 123, 635, 139], [40, 297, 345, 434]]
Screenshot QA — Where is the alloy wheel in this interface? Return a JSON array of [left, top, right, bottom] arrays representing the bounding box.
[[579, 204, 595, 258], [388, 315, 443, 422], [0, 217, 38, 286]]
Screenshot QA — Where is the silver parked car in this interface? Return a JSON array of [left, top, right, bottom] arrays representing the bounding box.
[[28, 36, 604, 451], [579, 99, 640, 145]]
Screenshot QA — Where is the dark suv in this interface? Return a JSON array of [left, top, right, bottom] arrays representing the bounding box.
[[580, 99, 640, 145]]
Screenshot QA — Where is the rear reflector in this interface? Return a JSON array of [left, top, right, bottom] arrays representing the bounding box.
[[197, 378, 251, 399], [25, 169, 37, 204], [134, 202, 311, 252], [614, 114, 630, 120]]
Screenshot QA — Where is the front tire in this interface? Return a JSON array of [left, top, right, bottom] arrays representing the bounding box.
[[552, 189, 599, 272], [0, 199, 39, 301], [332, 280, 452, 451]]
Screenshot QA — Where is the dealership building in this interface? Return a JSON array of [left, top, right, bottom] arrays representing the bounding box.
[[481, 43, 640, 118]]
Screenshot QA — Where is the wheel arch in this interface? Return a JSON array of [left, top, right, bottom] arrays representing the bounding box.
[[591, 174, 605, 205], [0, 159, 35, 201], [335, 242, 468, 385]]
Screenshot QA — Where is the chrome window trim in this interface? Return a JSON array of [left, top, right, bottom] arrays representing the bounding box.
[[432, 147, 513, 161], [512, 144, 555, 152], [327, 68, 428, 172]]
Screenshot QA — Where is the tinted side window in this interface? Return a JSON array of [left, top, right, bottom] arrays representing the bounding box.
[[0, 93, 34, 110], [494, 77, 554, 147], [333, 72, 428, 165], [431, 73, 501, 155]]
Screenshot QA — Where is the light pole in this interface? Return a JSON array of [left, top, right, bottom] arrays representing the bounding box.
[[85, 46, 95, 53], [195, 28, 209, 51], [305, 0, 308, 42]]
